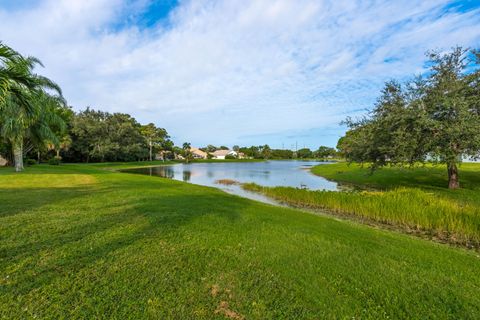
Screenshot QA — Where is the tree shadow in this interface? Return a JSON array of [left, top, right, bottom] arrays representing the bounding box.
[[0, 186, 102, 218], [1, 185, 250, 296]]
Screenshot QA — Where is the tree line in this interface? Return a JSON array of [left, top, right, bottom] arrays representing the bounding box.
[[0, 42, 172, 170], [236, 145, 337, 159], [338, 47, 480, 189]]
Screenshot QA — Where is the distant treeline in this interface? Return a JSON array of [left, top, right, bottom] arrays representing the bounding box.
[[237, 145, 337, 159], [189, 144, 338, 159]]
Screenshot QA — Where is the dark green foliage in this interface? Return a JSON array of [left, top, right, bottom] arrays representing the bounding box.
[[140, 123, 170, 161], [315, 146, 336, 158], [182, 142, 193, 163], [66, 108, 172, 163], [26, 159, 36, 165], [225, 154, 236, 159], [340, 47, 480, 188], [270, 148, 294, 159], [296, 148, 313, 158], [238, 146, 336, 160], [48, 157, 60, 165]]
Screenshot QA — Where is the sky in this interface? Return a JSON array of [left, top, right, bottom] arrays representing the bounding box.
[[1, 0, 479, 149]]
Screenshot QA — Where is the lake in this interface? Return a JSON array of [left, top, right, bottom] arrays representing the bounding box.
[[122, 160, 339, 204]]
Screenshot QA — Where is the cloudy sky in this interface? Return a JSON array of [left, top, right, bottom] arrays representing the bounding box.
[[1, 0, 479, 149]]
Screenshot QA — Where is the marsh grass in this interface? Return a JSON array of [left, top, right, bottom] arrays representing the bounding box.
[[242, 183, 480, 247], [243, 162, 480, 247]]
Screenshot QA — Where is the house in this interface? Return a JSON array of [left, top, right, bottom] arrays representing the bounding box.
[[212, 149, 237, 159], [190, 147, 208, 159], [155, 150, 172, 161], [0, 155, 7, 166]]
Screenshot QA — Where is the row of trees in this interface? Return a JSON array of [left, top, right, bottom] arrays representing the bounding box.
[[0, 42, 173, 170], [237, 145, 337, 159], [66, 108, 171, 163], [338, 47, 480, 189]]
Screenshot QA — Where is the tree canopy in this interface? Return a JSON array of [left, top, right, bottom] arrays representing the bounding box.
[[339, 47, 480, 189], [0, 42, 66, 171]]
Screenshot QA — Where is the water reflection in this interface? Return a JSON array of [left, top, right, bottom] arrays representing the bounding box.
[[122, 161, 340, 204], [183, 170, 191, 182]]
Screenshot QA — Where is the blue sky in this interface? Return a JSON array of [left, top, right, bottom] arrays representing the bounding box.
[[1, 0, 479, 149]]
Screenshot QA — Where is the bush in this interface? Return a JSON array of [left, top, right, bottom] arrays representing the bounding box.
[[225, 154, 237, 160], [48, 156, 61, 165], [26, 159, 37, 166]]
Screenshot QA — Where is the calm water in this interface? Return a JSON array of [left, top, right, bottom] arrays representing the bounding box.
[[122, 160, 339, 204]]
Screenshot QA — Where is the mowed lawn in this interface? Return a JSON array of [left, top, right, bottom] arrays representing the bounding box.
[[1, 164, 479, 319]]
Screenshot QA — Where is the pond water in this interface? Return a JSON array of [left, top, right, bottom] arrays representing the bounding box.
[[122, 160, 339, 204]]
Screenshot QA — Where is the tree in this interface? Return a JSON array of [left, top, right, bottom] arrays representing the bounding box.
[[315, 146, 336, 159], [260, 145, 271, 159], [297, 148, 313, 159], [140, 123, 170, 161], [205, 144, 217, 153], [232, 145, 240, 152], [340, 47, 480, 189], [182, 142, 192, 163], [0, 43, 65, 171], [69, 109, 149, 162]]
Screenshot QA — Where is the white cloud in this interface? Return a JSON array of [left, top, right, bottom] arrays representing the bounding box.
[[0, 0, 479, 148]]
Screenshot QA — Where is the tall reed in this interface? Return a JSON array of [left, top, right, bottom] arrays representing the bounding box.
[[243, 183, 480, 246]]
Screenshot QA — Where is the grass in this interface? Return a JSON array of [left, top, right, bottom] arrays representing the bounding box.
[[243, 162, 480, 247], [1, 163, 480, 318], [311, 162, 480, 190]]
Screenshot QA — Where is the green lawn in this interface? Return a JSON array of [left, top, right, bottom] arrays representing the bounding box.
[[311, 162, 480, 190], [1, 163, 480, 318]]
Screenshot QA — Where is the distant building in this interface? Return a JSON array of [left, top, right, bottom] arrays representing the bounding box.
[[0, 155, 7, 166], [155, 150, 170, 161], [212, 149, 237, 159], [190, 147, 208, 159]]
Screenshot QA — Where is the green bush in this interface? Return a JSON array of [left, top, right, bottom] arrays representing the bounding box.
[[225, 154, 237, 160], [26, 159, 37, 166], [48, 157, 61, 165]]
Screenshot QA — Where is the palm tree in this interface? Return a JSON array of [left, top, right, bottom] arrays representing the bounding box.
[[0, 42, 64, 171], [0, 43, 24, 105], [47, 134, 72, 159], [182, 142, 192, 164]]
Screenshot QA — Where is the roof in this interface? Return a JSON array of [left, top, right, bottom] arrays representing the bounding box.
[[190, 147, 208, 157], [212, 149, 234, 157]]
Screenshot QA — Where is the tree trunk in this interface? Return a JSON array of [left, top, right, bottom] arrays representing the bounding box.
[[448, 162, 460, 189], [149, 140, 152, 161], [13, 141, 24, 172], [56, 149, 60, 158]]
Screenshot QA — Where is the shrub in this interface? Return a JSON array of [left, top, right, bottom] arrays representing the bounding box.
[[26, 159, 37, 166], [225, 154, 237, 160], [48, 156, 61, 165]]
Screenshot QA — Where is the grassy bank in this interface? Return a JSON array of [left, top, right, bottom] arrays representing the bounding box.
[[311, 162, 480, 190], [1, 164, 480, 318], [243, 162, 480, 247]]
